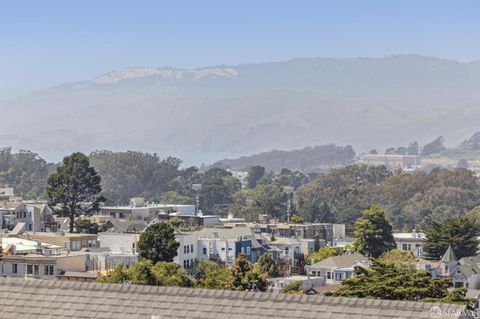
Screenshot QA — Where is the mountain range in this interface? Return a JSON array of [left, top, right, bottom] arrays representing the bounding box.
[[2, 55, 480, 164]]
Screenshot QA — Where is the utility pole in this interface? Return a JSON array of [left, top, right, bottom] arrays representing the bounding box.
[[192, 184, 202, 216], [283, 186, 294, 223]]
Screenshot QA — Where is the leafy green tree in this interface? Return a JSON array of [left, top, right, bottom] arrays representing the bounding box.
[[201, 168, 241, 214], [97, 264, 130, 284], [244, 266, 270, 292], [256, 253, 280, 277], [423, 215, 480, 260], [193, 260, 228, 289], [282, 280, 304, 294], [152, 262, 194, 287], [138, 222, 179, 263], [275, 169, 308, 189], [226, 254, 252, 291], [378, 249, 415, 265], [353, 205, 395, 258], [296, 165, 480, 231], [159, 191, 193, 205], [74, 218, 99, 234], [167, 216, 193, 232], [247, 166, 265, 189], [47, 152, 105, 233], [295, 165, 390, 228], [256, 171, 275, 186], [316, 202, 336, 223], [89, 151, 182, 205], [0, 148, 54, 199], [327, 260, 471, 304], [230, 184, 287, 221], [129, 259, 156, 285], [246, 184, 286, 219], [306, 246, 348, 265], [225, 254, 269, 291], [290, 215, 304, 224], [97, 261, 193, 287]]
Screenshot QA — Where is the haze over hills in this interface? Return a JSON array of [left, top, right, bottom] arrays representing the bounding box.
[[2, 55, 480, 164]]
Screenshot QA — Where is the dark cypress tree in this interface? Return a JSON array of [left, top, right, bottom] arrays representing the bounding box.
[[47, 152, 105, 233]]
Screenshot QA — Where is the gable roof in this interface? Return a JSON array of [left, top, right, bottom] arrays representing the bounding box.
[[0, 201, 25, 210], [441, 245, 457, 263], [310, 252, 368, 269], [0, 278, 469, 319], [455, 256, 480, 277], [108, 220, 147, 233], [455, 264, 480, 277], [459, 255, 480, 267]]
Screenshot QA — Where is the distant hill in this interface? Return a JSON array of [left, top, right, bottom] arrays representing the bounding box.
[[437, 131, 480, 160], [211, 144, 355, 172], [3, 55, 480, 163]]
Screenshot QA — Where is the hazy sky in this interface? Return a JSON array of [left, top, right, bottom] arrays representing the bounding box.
[[1, 0, 480, 99]]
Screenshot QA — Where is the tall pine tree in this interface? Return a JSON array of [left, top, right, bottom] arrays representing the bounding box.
[[423, 215, 479, 260], [353, 205, 395, 258], [47, 152, 105, 233]]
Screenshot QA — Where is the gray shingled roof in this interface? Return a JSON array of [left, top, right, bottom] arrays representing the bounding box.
[[0, 278, 470, 318], [107, 220, 147, 233], [196, 226, 257, 241], [441, 245, 457, 263], [309, 252, 368, 269]]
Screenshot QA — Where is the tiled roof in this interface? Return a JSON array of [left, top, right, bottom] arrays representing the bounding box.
[[0, 278, 469, 318]]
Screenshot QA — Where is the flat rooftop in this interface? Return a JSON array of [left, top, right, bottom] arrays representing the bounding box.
[[25, 232, 98, 238]]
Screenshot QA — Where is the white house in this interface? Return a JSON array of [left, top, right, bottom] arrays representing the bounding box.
[[305, 253, 369, 284], [98, 232, 140, 255], [393, 231, 425, 257], [195, 227, 255, 266], [440, 245, 480, 290], [25, 204, 46, 232], [174, 231, 198, 269], [266, 237, 302, 267]]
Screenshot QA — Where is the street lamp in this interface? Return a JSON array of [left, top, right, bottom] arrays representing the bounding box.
[[283, 186, 294, 223]]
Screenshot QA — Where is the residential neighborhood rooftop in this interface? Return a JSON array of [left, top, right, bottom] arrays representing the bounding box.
[[196, 226, 256, 240], [0, 278, 469, 319], [309, 252, 368, 269]]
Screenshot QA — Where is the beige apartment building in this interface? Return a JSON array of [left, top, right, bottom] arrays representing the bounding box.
[[21, 233, 99, 251]]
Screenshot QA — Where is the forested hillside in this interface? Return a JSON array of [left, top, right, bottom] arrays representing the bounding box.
[[1, 148, 479, 232], [0, 147, 56, 199], [295, 165, 480, 231], [211, 144, 355, 172]]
